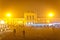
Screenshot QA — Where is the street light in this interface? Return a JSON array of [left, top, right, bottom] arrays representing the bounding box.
[[48, 12, 54, 17], [0, 20, 5, 24], [6, 13, 11, 18], [5, 13, 12, 25], [47, 12, 54, 24]]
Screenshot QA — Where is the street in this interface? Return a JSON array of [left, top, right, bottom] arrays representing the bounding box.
[[0, 26, 60, 40]]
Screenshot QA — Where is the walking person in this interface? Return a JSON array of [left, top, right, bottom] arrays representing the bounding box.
[[22, 29, 25, 38], [13, 29, 16, 36]]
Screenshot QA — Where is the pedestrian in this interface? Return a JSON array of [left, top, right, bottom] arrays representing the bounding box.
[[13, 29, 16, 36], [22, 30, 25, 38]]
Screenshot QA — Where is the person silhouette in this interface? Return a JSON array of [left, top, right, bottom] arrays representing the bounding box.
[[13, 29, 16, 36], [22, 29, 25, 38]]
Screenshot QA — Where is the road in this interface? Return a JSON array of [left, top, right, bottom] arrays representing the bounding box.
[[0, 26, 60, 40]]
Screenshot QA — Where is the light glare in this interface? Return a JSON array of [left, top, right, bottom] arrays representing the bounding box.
[[48, 13, 54, 17], [0, 20, 5, 24]]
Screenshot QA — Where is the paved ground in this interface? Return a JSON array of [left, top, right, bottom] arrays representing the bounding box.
[[0, 27, 60, 40]]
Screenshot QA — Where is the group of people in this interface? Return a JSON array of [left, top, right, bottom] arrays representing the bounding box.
[[13, 29, 25, 38]]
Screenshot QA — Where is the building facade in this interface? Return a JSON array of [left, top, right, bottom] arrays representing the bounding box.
[[24, 12, 37, 25]]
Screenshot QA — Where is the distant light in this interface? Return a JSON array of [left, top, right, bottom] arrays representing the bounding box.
[[48, 24, 52, 26], [25, 22, 34, 26], [26, 22, 33, 25], [0, 20, 5, 24], [48, 13, 54, 17], [6, 13, 11, 17], [7, 14, 11, 16]]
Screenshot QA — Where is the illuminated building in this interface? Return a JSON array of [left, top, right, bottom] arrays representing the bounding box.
[[0, 12, 60, 27], [24, 12, 37, 25]]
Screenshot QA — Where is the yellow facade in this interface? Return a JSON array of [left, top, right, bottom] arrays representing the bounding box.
[[24, 12, 37, 25]]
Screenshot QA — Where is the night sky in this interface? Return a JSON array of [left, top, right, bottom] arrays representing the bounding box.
[[0, 0, 60, 18]]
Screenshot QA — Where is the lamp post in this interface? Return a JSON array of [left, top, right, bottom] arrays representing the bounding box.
[[6, 13, 12, 22], [5, 13, 12, 30], [48, 12, 55, 37]]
